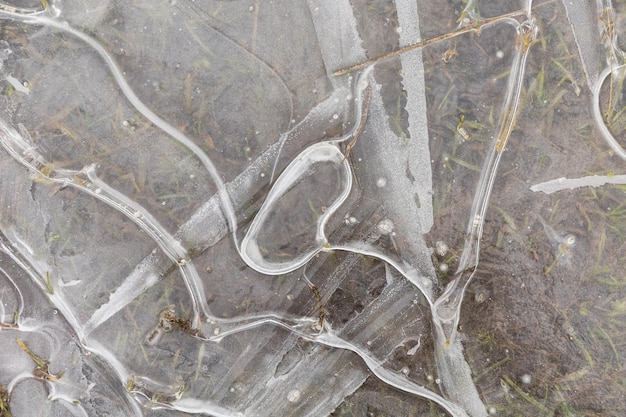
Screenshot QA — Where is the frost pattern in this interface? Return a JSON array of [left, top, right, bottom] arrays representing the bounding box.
[[0, 1, 624, 416]]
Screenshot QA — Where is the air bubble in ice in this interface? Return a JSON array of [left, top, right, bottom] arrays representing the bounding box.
[[377, 219, 394, 235], [435, 240, 448, 257], [229, 382, 245, 394], [287, 389, 301, 403], [376, 177, 387, 187]]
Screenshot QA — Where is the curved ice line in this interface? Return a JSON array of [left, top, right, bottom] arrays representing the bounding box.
[[205, 314, 318, 343], [270, 66, 373, 182], [314, 329, 470, 417], [240, 142, 353, 275], [81, 166, 211, 328], [0, 10, 239, 245], [48, 396, 89, 417], [434, 16, 536, 344], [200, 316, 467, 417], [593, 64, 626, 161], [6, 372, 34, 393], [0, 265, 24, 324], [0, 118, 211, 331], [0, 236, 85, 341], [328, 243, 434, 305], [83, 340, 145, 417]]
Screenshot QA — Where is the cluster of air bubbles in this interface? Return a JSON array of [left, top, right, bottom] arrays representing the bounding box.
[[435, 241, 448, 257], [435, 241, 449, 274], [229, 382, 245, 394], [344, 215, 358, 225], [377, 218, 394, 235], [287, 389, 301, 403], [122, 119, 136, 131]]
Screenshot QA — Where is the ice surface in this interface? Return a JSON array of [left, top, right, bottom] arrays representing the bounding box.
[[0, 0, 625, 416]]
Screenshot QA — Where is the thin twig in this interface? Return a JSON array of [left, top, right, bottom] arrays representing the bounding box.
[[343, 85, 372, 161], [333, 9, 527, 76]]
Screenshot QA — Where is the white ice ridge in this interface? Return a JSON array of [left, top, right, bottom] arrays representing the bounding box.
[[530, 174, 626, 194]]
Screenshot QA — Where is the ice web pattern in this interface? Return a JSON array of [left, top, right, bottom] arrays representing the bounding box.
[[0, 0, 625, 416]]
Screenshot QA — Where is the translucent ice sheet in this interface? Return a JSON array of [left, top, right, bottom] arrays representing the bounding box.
[[1, 1, 625, 416]]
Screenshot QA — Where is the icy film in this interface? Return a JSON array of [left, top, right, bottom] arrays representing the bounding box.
[[0, 1, 625, 416]]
